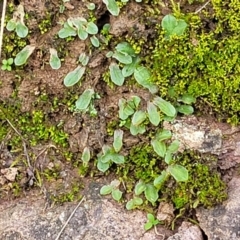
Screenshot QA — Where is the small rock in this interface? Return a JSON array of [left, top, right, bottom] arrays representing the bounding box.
[[1, 167, 18, 181], [197, 177, 240, 240], [167, 221, 203, 240]]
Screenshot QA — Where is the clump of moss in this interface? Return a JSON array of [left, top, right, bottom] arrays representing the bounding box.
[[117, 144, 162, 192], [150, 0, 240, 124], [162, 151, 227, 209]]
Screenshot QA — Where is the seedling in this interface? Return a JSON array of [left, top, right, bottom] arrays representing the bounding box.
[[81, 147, 91, 166], [6, 4, 29, 38], [1, 58, 13, 71], [14, 45, 36, 66], [103, 0, 120, 16], [126, 196, 143, 210], [75, 88, 95, 112], [58, 17, 99, 43], [100, 179, 123, 201], [49, 48, 61, 70], [97, 130, 124, 172], [161, 14, 188, 39], [144, 213, 160, 231]]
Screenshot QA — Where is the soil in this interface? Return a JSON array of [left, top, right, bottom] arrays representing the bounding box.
[[0, 0, 239, 239]]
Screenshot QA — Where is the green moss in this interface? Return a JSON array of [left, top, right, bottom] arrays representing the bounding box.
[[150, 0, 240, 124], [163, 151, 227, 209]]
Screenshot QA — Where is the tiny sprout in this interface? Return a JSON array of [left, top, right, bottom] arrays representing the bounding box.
[[87, 3, 95, 10], [1, 58, 14, 71]]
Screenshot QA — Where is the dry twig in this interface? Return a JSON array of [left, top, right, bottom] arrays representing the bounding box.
[[0, 0, 7, 59]]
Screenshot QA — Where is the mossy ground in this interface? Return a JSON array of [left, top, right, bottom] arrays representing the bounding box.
[[0, 0, 236, 228]]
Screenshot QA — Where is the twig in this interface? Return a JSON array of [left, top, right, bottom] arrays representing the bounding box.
[[5, 118, 26, 141], [0, 0, 7, 59], [154, 225, 165, 239], [55, 196, 86, 240], [195, 0, 210, 14]]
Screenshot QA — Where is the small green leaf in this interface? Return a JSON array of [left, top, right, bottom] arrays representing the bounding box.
[[115, 42, 135, 56], [86, 22, 98, 35], [177, 105, 194, 115], [81, 147, 91, 164], [154, 170, 168, 189], [151, 139, 166, 158], [97, 159, 110, 172], [75, 89, 94, 110], [100, 185, 113, 195], [131, 110, 146, 126], [111, 153, 125, 164], [144, 221, 153, 231], [147, 101, 161, 126], [90, 36, 100, 47], [113, 129, 123, 152], [155, 129, 172, 141], [109, 63, 125, 86], [178, 94, 196, 104], [119, 99, 134, 120], [78, 27, 88, 40], [49, 48, 61, 70], [58, 22, 76, 38], [122, 57, 140, 77], [153, 96, 176, 117], [14, 45, 35, 66], [134, 66, 158, 93], [147, 213, 155, 222], [16, 22, 28, 38], [126, 200, 135, 210], [167, 140, 180, 153], [87, 3, 96, 10], [164, 151, 172, 164], [130, 124, 146, 136], [78, 53, 89, 66], [167, 164, 189, 182], [135, 181, 146, 195], [144, 184, 158, 204], [64, 66, 86, 87], [7, 58, 14, 65], [161, 14, 188, 38], [112, 189, 122, 201], [112, 51, 132, 64], [6, 19, 16, 31], [103, 0, 120, 16]]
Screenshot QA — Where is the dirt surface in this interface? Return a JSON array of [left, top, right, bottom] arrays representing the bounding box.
[[1, 0, 240, 239]]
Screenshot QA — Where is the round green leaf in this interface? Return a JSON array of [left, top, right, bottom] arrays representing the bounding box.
[[168, 164, 189, 182], [126, 199, 134, 210], [97, 159, 110, 172], [144, 184, 158, 204], [112, 189, 122, 201], [6, 19, 16, 31], [130, 124, 146, 136], [144, 221, 153, 231], [81, 147, 91, 164], [58, 22, 76, 38], [155, 129, 172, 141], [103, 0, 120, 16], [64, 66, 86, 87], [167, 140, 180, 153], [100, 185, 113, 195], [78, 27, 88, 40], [86, 22, 98, 35]]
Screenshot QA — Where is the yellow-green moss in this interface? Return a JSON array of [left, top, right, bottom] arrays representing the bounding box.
[[150, 0, 240, 124]]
